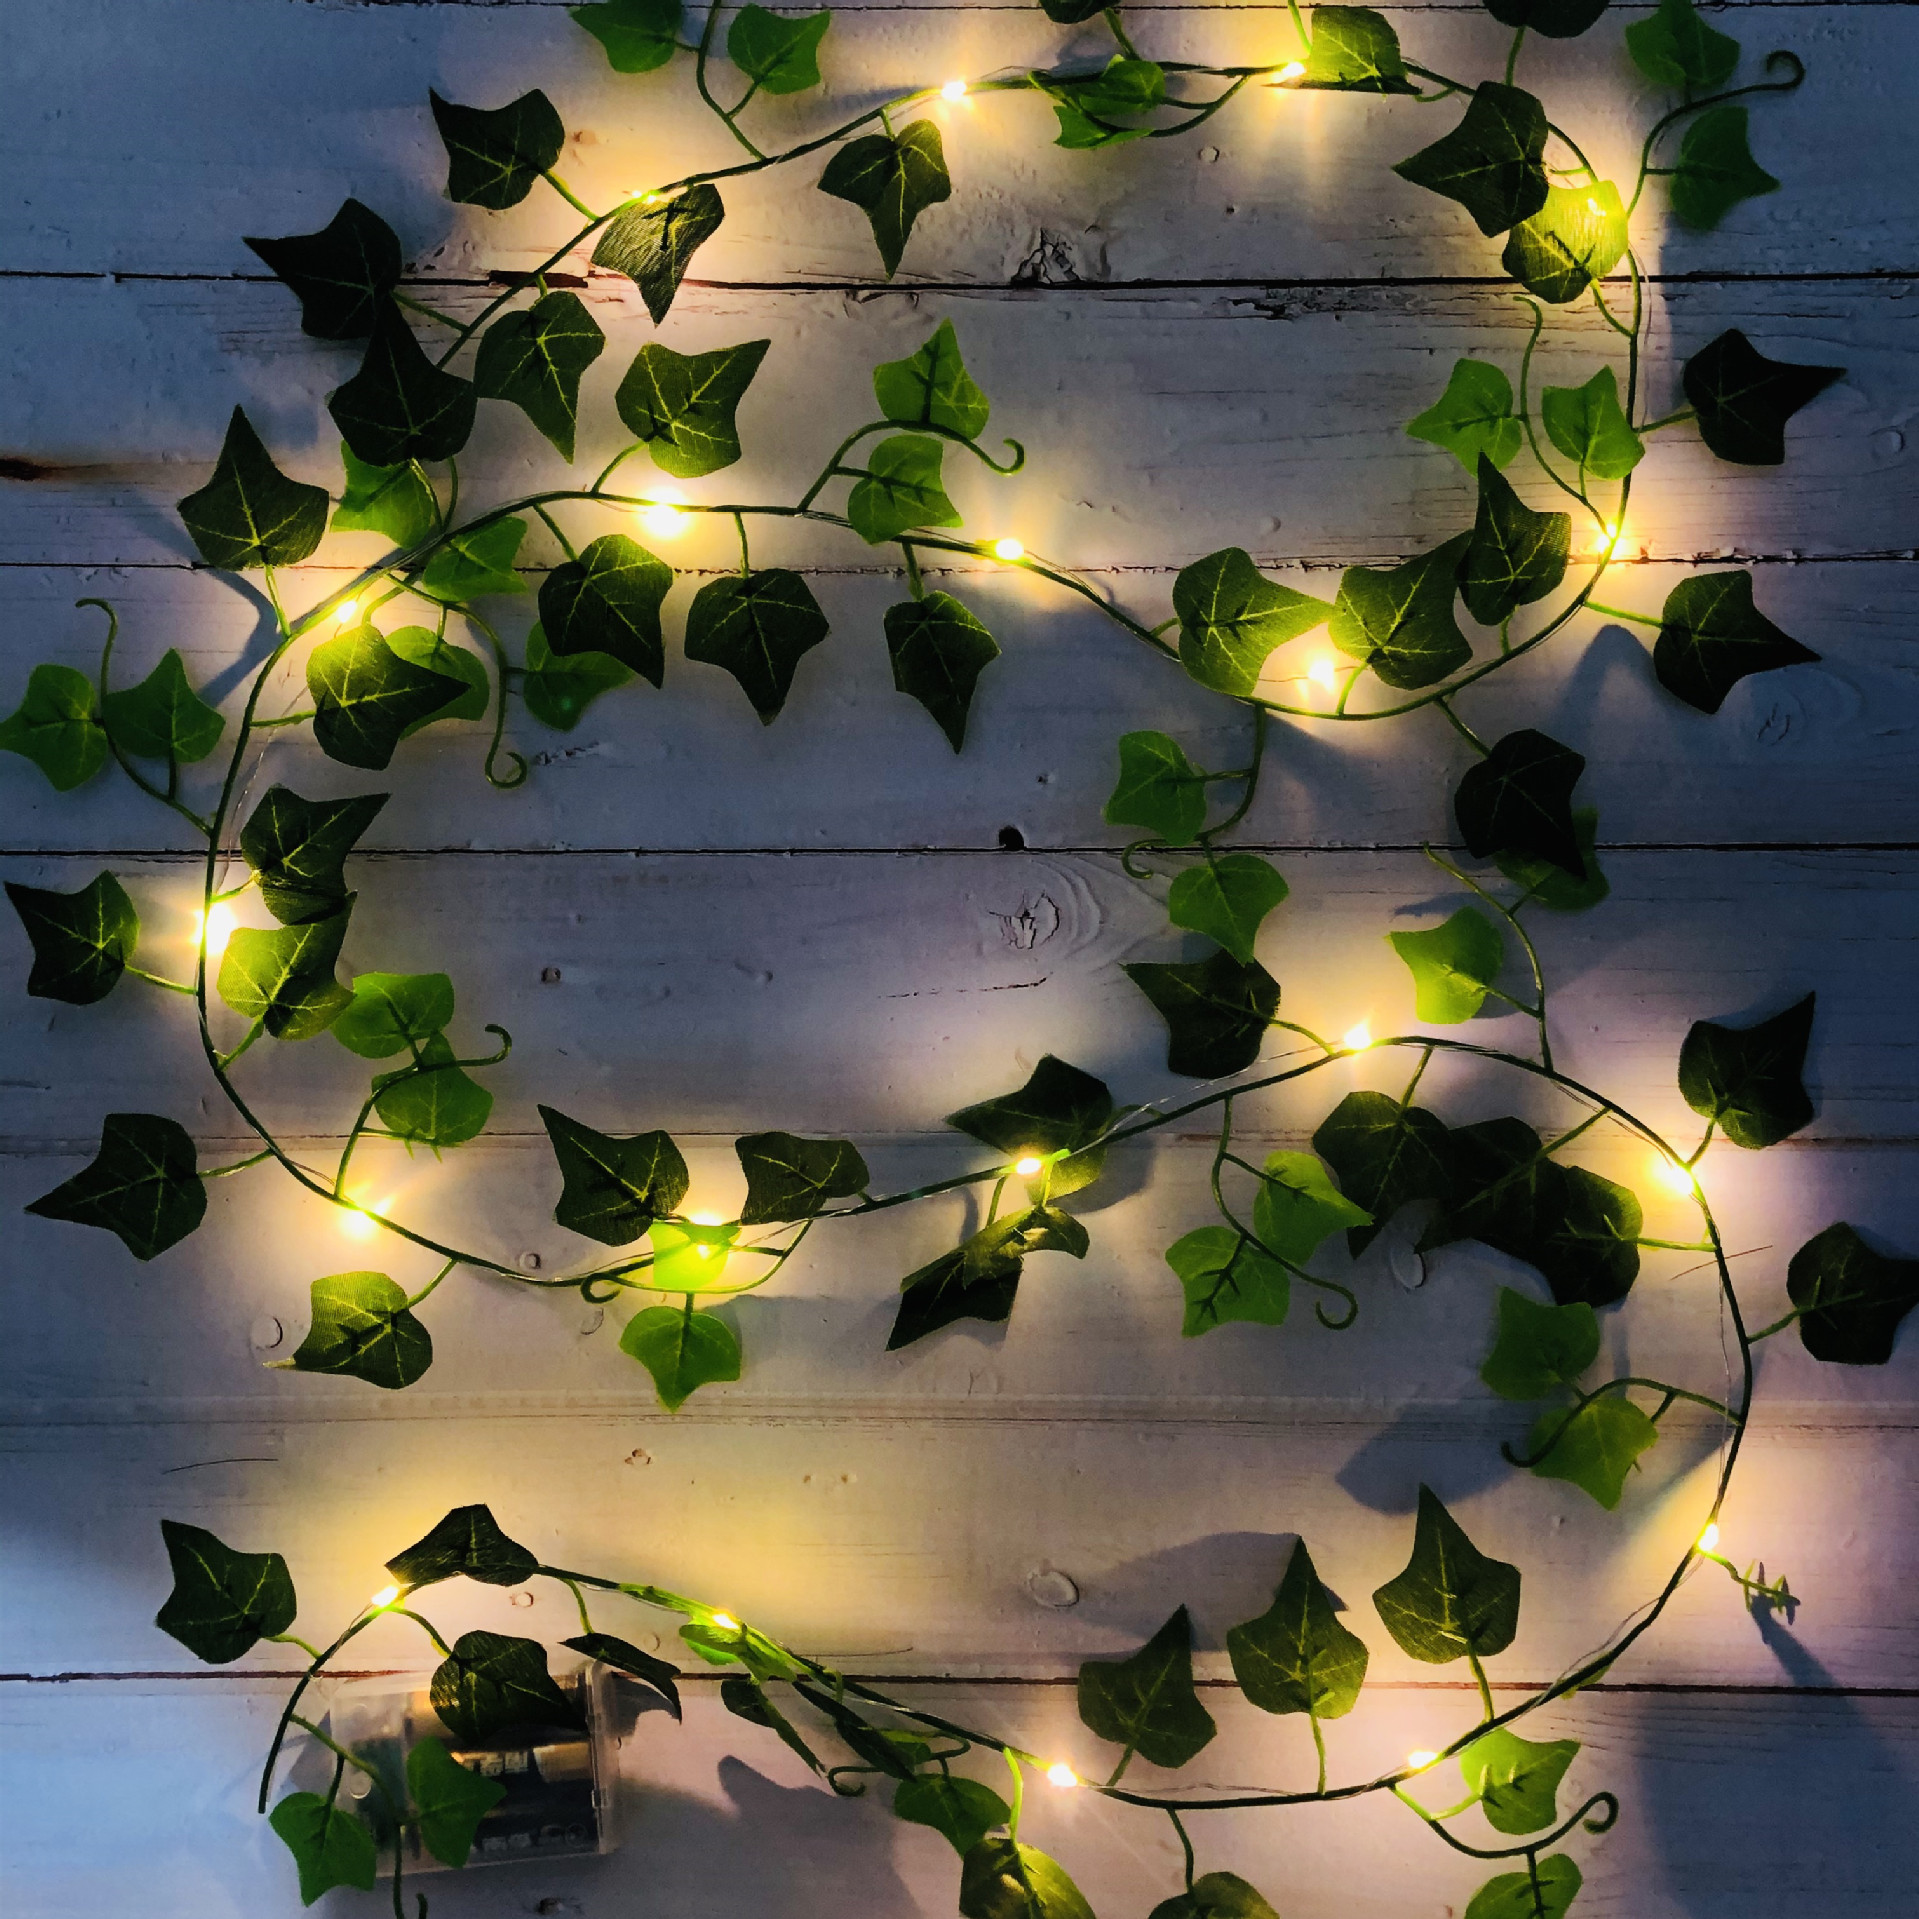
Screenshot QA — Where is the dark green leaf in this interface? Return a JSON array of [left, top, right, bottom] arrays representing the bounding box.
[[1167, 854, 1288, 966], [432, 1630, 583, 1740], [1683, 328, 1843, 467], [217, 908, 352, 1040], [522, 623, 634, 729], [846, 433, 961, 544], [387, 1505, 539, 1590], [591, 184, 725, 324], [737, 1130, 869, 1223], [1078, 1605, 1216, 1768], [1149, 1873, 1282, 1919], [728, 4, 829, 92], [0, 664, 106, 791], [1372, 1484, 1521, 1663], [1492, 807, 1607, 912], [960, 1840, 1097, 1919], [332, 971, 455, 1058], [615, 338, 768, 479], [418, 516, 528, 604], [1461, 1727, 1580, 1833], [474, 291, 605, 460], [407, 1735, 505, 1868], [269, 1794, 378, 1905], [562, 1631, 683, 1717], [541, 1106, 688, 1245], [1465, 1856, 1581, 1919], [1482, 0, 1607, 37], [1302, 7, 1415, 93], [683, 568, 830, 722], [333, 445, 439, 548], [1454, 727, 1587, 878], [27, 1111, 204, 1260], [1501, 181, 1627, 304], [1167, 1226, 1291, 1334], [1539, 367, 1642, 480], [6, 871, 138, 1004], [947, 1054, 1116, 1199], [1677, 992, 1815, 1149], [155, 1518, 295, 1663], [571, 0, 683, 74], [1388, 905, 1504, 1024], [1312, 1090, 1454, 1255], [102, 650, 224, 763], [874, 320, 989, 438], [1253, 1148, 1373, 1263], [1104, 730, 1208, 846], [893, 1775, 1010, 1857], [621, 1303, 742, 1410], [539, 533, 672, 683], [387, 625, 489, 734], [1393, 83, 1548, 237], [1227, 1539, 1369, 1719], [308, 624, 470, 770], [285, 1269, 433, 1390], [1329, 535, 1473, 689], [1408, 359, 1523, 473], [1174, 547, 1331, 696], [886, 591, 1000, 751], [178, 408, 329, 570], [794, 1680, 930, 1780], [430, 89, 565, 210], [819, 122, 952, 278], [373, 1033, 494, 1147], [1654, 569, 1817, 715], [1528, 1393, 1658, 1507], [1459, 458, 1568, 626], [1039, 0, 1112, 19], [245, 199, 402, 341], [240, 786, 387, 926], [1670, 107, 1779, 231], [720, 1674, 821, 1771], [1480, 1286, 1599, 1400], [1787, 1221, 1919, 1366], [1125, 948, 1279, 1079], [1038, 57, 1166, 149], [329, 305, 477, 468], [1626, 0, 1738, 91], [887, 1216, 1031, 1350]]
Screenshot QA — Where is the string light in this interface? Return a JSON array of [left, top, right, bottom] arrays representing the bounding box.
[[940, 78, 968, 102], [367, 1584, 400, 1611], [1698, 1522, 1720, 1554], [990, 536, 1025, 562], [332, 598, 360, 625], [340, 1196, 392, 1241], [637, 492, 687, 539], [1591, 520, 1619, 556], [1343, 1021, 1373, 1051], [1405, 1750, 1438, 1771], [1651, 1154, 1697, 1197], [1014, 1155, 1045, 1177], [1273, 61, 1307, 84], [1045, 1762, 1080, 1789], [1308, 655, 1338, 691], [710, 1612, 740, 1632], [193, 902, 238, 959]]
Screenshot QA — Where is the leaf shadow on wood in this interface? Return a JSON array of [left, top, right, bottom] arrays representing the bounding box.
[[1051, 1530, 1310, 1654]]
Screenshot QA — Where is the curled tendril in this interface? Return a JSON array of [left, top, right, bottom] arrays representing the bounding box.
[[1413, 1789, 1622, 1861], [826, 1764, 874, 1797], [1307, 1275, 1360, 1331], [1120, 836, 1167, 879], [977, 436, 1026, 476], [1762, 49, 1808, 90], [578, 1275, 629, 1305], [484, 741, 529, 790], [451, 1023, 513, 1069]]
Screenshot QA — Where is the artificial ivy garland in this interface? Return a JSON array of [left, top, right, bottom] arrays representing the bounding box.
[[6, 2, 1915, 1914]]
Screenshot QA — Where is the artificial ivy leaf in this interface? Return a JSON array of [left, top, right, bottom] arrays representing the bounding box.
[[1329, 535, 1473, 689], [819, 122, 952, 278], [1388, 906, 1504, 1024], [1459, 458, 1569, 626], [796, 1682, 930, 1780], [417, 516, 528, 604], [240, 786, 387, 926], [178, 408, 329, 570], [217, 907, 352, 1039], [591, 183, 725, 324], [1493, 808, 1607, 912], [1464, 1856, 1582, 1919], [1480, 1287, 1600, 1400], [728, 4, 829, 92], [645, 1218, 744, 1294], [1301, 7, 1415, 93], [737, 1131, 869, 1223], [1454, 728, 1587, 878], [1654, 569, 1817, 714], [1625, 0, 1738, 91], [570, 0, 684, 75], [615, 338, 769, 479], [1408, 359, 1522, 473], [893, 1775, 1011, 1858], [1124, 949, 1280, 1079], [947, 1054, 1116, 1200], [331, 971, 454, 1059], [28, 1113, 205, 1259], [5, 871, 138, 1005], [0, 664, 106, 792], [330, 306, 478, 468], [1678, 992, 1814, 1148], [1166, 1226, 1291, 1334], [1039, 0, 1113, 19], [874, 320, 989, 438], [1312, 1092, 1454, 1256], [846, 434, 962, 544], [387, 626, 490, 734], [269, 1794, 378, 1905], [1039, 57, 1166, 149], [1167, 854, 1288, 967], [1787, 1221, 1919, 1366], [1372, 1484, 1521, 1663], [562, 1631, 683, 1718], [720, 1674, 821, 1771], [1482, 0, 1607, 38], [1174, 547, 1331, 696], [101, 650, 224, 763], [1461, 1727, 1580, 1834], [885, 591, 1000, 751], [1683, 329, 1843, 467], [621, 1303, 743, 1410], [1227, 1539, 1369, 1719], [1670, 107, 1779, 231], [684, 569, 830, 722], [474, 291, 605, 461], [540, 533, 672, 683], [1104, 730, 1208, 846], [1149, 1875, 1281, 1919], [1253, 1149, 1372, 1265], [681, 1612, 803, 1683], [284, 1269, 433, 1390], [432, 1631, 583, 1740], [522, 624, 633, 729], [373, 1033, 494, 1146], [887, 1220, 1027, 1350], [155, 1518, 295, 1663], [307, 625, 470, 770], [244, 199, 402, 341], [1393, 84, 1549, 237], [1077, 1606, 1216, 1768], [1501, 181, 1628, 304], [332, 444, 439, 549], [387, 1505, 539, 1590], [540, 1105, 689, 1245], [959, 1840, 1097, 1919], [407, 1735, 505, 1868], [1540, 367, 1642, 480], [430, 89, 565, 210], [1528, 1393, 1658, 1507]]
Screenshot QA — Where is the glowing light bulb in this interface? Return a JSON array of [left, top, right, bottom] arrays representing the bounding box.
[[1343, 1021, 1373, 1052], [368, 1584, 400, 1611], [1274, 61, 1307, 84], [1697, 1522, 1720, 1554], [991, 536, 1025, 562], [1591, 520, 1619, 556], [1405, 1749, 1438, 1771], [690, 1212, 724, 1226], [628, 188, 662, 205], [711, 1612, 740, 1632], [194, 902, 238, 959], [333, 598, 361, 625], [340, 1196, 391, 1241], [1651, 1154, 1696, 1198], [1014, 1155, 1045, 1177], [637, 493, 687, 539], [1045, 1763, 1080, 1789], [1308, 655, 1337, 691], [940, 78, 968, 102], [1585, 196, 1603, 215]]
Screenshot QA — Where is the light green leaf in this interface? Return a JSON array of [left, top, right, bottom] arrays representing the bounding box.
[[155, 1518, 295, 1664], [539, 533, 672, 683], [284, 1269, 433, 1390], [407, 1735, 505, 1868], [386, 625, 489, 734], [1077, 1605, 1216, 1768], [1329, 535, 1473, 688], [1464, 1856, 1582, 1919], [1388, 905, 1505, 1023], [683, 568, 830, 722], [540, 1105, 688, 1246], [1302, 7, 1415, 93], [1166, 1225, 1291, 1335], [1459, 458, 1569, 626], [1372, 1484, 1521, 1663], [874, 320, 989, 438], [332, 443, 439, 548], [431, 1630, 583, 1742], [269, 1794, 378, 1906], [0, 663, 107, 791], [1493, 807, 1608, 912], [5, 870, 138, 1004], [846, 433, 961, 544], [1453, 727, 1587, 878], [178, 408, 330, 570], [1539, 367, 1642, 479], [1039, 56, 1166, 149], [1104, 730, 1208, 845], [307, 624, 471, 770], [736, 1131, 869, 1223], [1501, 180, 1628, 304], [373, 1033, 494, 1147], [621, 1303, 742, 1410], [386, 1505, 539, 1590], [819, 122, 952, 278], [101, 649, 224, 762], [1227, 1539, 1369, 1718], [1174, 547, 1331, 696], [521, 623, 634, 730], [331, 970, 455, 1058], [1166, 854, 1288, 966], [217, 909, 352, 1039], [893, 1775, 1010, 1858], [430, 89, 565, 210], [1252, 1148, 1372, 1264], [645, 1218, 745, 1293], [1528, 1394, 1658, 1508], [1393, 83, 1549, 236], [885, 591, 1000, 752], [1670, 107, 1779, 231], [1683, 328, 1843, 467], [1148, 1873, 1282, 1919], [417, 516, 528, 603], [1626, 0, 1738, 91], [960, 1840, 1096, 1919], [1654, 569, 1816, 715], [591, 183, 725, 324], [615, 338, 769, 478], [1677, 992, 1814, 1149], [473, 291, 606, 460], [1460, 1727, 1580, 1834], [1312, 1090, 1454, 1255], [727, 5, 830, 93], [571, 0, 683, 74], [1408, 359, 1522, 472], [1480, 1287, 1600, 1401], [240, 786, 388, 926], [245, 199, 402, 342], [26, 1112, 205, 1260], [328, 306, 477, 469], [1787, 1221, 1919, 1367], [1124, 948, 1280, 1079]]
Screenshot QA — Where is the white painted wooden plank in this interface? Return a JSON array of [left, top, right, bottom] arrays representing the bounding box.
[[8, 3, 1914, 282], [1, 280, 1906, 569]]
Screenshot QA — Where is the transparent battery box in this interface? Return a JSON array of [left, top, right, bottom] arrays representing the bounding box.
[[326, 1663, 620, 1876]]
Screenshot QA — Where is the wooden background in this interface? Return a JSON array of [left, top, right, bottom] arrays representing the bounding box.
[[3, 2, 1916, 1913]]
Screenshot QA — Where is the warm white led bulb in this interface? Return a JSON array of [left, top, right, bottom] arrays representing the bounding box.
[[333, 598, 361, 625], [1405, 1749, 1438, 1771], [1308, 655, 1337, 691], [1592, 520, 1619, 555], [1652, 1154, 1696, 1197], [710, 1612, 740, 1632], [1014, 1155, 1045, 1177], [1274, 61, 1307, 84], [340, 1196, 391, 1241], [368, 1584, 401, 1611], [1697, 1522, 1720, 1554], [1343, 1021, 1373, 1052], [194, 902, 238, 959], [637, 493, 687, 539], [940, 78, 968, 102], [1045, 1762, 1080, 1789], [991, 536, 1025, 562]]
